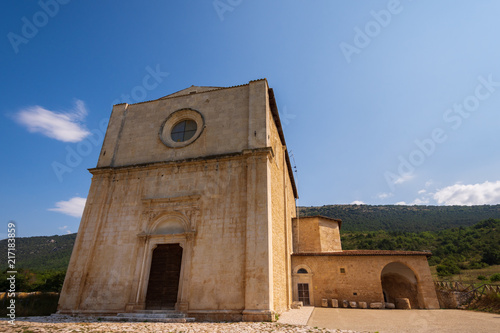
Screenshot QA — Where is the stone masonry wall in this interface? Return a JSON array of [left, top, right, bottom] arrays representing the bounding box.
[[268, 105, 296, 314], [291, 254, 439, 309], [60, 155, 255, 313]]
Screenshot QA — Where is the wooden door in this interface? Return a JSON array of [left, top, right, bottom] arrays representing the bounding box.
[[145, 244, 183, 309]]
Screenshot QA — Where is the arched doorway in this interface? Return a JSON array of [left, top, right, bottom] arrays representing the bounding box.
[[138, 213, 192, 311], [381, 262, 420, 309], [292, 265, 314, 306], [145, 243, 183, 309]]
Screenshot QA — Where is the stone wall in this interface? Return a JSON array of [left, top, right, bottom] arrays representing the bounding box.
[[291, 254, 440, 309], [292, 216, 342, 253], [268, 103, 296, 314], [60, 154, 254, 312]]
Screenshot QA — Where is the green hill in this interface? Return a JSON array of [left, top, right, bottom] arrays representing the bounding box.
[[0, 233, 76, 272], [341, 218, 500, 272], [299, 204, 500, 232]]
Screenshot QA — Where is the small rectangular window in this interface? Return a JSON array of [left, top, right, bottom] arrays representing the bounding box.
[[340, 268, 346, 274]]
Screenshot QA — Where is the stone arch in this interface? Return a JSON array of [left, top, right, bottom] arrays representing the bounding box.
[[380, 262, 421, 309], [293, 264, 312, 274], [147, 212, 190, 235]]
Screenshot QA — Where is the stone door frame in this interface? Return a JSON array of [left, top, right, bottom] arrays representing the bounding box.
[[126, 195, 199, 313], [135, 233, 192, 312], [292, 264, 314, 306]]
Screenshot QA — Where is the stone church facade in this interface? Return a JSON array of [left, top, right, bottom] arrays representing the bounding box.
[[58, 79, 438, 321]]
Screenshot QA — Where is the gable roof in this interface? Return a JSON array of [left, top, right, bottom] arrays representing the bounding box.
[[159, 85, 222, 99]]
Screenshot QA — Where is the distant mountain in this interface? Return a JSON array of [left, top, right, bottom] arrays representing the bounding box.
[[1, 233, 76, 271], [299, 204, 500, 232]]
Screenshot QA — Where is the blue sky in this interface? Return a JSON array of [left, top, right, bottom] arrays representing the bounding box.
[[2, 0, 500, 237]]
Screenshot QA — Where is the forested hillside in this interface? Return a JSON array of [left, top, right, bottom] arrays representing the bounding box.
[[0, 233, 76, 271], [341, 218, 500, 276], [299, 204, 500, 232]]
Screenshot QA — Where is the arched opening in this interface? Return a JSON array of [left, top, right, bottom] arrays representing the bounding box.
[[292, 265, 313, 306], [381, 262, 420, 309], [143, 215, 189, 310], [145, 243, 183, 309]]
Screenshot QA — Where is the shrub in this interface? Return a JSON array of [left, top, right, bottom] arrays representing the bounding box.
[[468, 261, 488, 270], [490, 273, 500, 282], [482, 248, 500, 265], [477, 275, 487, 281], [437, 263, 460, 277], [436, 258, 461, 277], [0, 292, 59, 317]]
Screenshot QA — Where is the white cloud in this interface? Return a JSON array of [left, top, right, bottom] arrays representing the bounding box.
[[377, 192, 393, 200], [49, 197, 86, 218], [411, 197, 430, 205], [418, 189, 427, 194], [15, 99, 90, 142], [58, 225, 72, 234], [394, 173, 415, 185], [351, 200, 365, 205], [395, 201, 407, 205], [433, 180, 500, 205]]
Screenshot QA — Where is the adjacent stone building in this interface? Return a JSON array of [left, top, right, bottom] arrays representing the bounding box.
[[291, 216, 439, 309], [58, 79, 438, 321]]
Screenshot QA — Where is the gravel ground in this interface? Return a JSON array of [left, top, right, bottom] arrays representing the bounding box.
[[0, 314, 365, 333], [278, 306, 315, 326], [308, 308, 499, 333]]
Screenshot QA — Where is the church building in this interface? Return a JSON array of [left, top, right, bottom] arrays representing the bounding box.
[[58, 79, 438, 321]]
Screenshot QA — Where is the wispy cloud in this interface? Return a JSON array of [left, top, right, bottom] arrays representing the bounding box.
[[377, 192, 393, 200], [411, 197, 430, 205], [433, 180, 500, 205], [351, 200, 365, 205], [15, 99, 90, 142], [49, 197, 86, 218], [394, 173, 415, 185], [58, 225, 72, 234]]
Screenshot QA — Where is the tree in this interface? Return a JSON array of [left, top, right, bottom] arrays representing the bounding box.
[[482, 247, 500, 265]]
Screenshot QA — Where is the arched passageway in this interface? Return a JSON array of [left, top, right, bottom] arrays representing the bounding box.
[[381, 262, 420, 309]]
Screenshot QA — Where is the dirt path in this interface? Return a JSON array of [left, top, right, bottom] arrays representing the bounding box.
[[308, 308, 499, 333]]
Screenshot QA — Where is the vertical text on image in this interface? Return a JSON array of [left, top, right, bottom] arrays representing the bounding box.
[[6, 221, 17, 325]]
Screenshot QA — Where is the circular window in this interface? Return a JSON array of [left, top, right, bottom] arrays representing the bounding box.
[[171, 119, 197, 142], [159, 108, 204, 148]]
